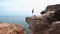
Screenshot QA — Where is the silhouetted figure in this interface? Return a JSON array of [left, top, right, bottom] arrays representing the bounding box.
[[32, 8, 34, 15]]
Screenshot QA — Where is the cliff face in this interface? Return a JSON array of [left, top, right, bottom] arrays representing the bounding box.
[[45, 4, 60, 11], [26, 4, 60, 34], [0, 23, 26, 34], [26, 16, 49, 34], [40, 4, 60, 14]]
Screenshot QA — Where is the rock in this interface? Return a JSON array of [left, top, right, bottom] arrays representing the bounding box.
[[53, 10, 60, 21], [26, 16, 50, 34], [0, 22, 26, 34], [45, 4, 60, 11], [48, 21, 60, 34], [40, 4, 60, 14], [26, 4, 60, 34]]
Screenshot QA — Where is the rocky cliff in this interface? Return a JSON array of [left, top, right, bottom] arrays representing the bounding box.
[[26, 4, 60, 34], [0, 22, 26, 34], [40, 4, 60, 14]]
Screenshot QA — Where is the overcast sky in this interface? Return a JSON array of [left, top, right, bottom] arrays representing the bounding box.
[[0, 0, 60, 16]]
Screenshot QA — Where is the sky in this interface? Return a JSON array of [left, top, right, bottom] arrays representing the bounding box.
[[0, 0, 60, 16]]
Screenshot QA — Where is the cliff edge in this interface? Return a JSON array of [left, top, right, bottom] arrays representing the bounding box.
[[26, 4, 60, 34]]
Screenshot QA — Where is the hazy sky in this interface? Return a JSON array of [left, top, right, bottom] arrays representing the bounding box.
[[0, 0, 60, 16]]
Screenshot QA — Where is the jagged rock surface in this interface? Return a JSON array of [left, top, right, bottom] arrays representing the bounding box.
[[26, 4, 60, 34], [0, 23, 26, 34], [40, 4, 60, 14]]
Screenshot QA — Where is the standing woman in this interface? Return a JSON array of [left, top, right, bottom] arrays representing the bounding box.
[[32, 8, 34, 16]]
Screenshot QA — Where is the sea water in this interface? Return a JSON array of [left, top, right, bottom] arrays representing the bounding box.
[[0, 15, 30, 34]]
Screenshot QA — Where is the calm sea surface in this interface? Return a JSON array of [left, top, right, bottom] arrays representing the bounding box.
[[0, 15, 30, 34]]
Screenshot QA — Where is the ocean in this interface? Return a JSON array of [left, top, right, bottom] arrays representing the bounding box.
[[0, 15, 30, 34]]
